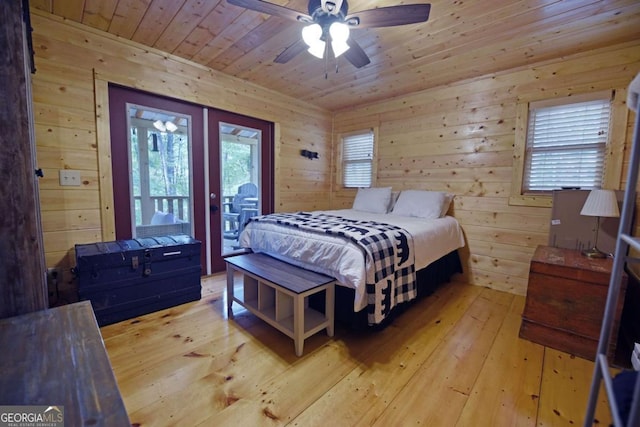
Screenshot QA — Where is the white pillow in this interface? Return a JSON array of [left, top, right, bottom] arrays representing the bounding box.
[[440, 193, 454, 216], [392, 190, 453, 219], [150, 211, 176, 225], [352, 187, 392, 214]]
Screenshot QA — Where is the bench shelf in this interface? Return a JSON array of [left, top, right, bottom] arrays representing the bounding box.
[[225, 252, 336, 356]]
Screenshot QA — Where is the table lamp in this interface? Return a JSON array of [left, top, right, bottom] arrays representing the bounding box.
[[580, 189, 620, 258]]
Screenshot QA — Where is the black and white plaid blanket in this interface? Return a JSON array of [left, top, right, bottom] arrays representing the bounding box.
[[247, 212, 416, 325]]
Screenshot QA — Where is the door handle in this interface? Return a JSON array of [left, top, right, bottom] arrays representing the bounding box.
[[210, 193, 218, 213]]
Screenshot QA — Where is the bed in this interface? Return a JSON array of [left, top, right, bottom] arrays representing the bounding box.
[[238, 188, 466, 327]]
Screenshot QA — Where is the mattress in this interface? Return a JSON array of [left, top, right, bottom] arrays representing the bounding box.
[[239, 209, 466, 312]]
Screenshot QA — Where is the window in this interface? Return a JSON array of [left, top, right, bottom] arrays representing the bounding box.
[[523, 95, 611, 192], [342, 130, 374, 188], [510, 90, 625, 207], [127, 104, 193, 238]]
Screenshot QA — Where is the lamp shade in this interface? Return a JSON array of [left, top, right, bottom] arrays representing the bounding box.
[[302, 24, 325, 59], [332, 40, 349, 57], [307, 41, 326, 59], [302, 24, 322, 47], [329, 22, 349, 43], [580, 189, 620, 218]]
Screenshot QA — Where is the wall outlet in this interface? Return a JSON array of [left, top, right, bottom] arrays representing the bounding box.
[[59, 170, 81, 186]]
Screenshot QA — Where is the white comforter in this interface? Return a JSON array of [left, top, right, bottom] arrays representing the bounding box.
[[238, 209, 465, 312]]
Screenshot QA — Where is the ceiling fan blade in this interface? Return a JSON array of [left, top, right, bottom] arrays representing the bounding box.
[[346, 4, 431, 28], [343, 38, 370, 68], [274, 38, 308, 64], [227, 0, 310, 22]]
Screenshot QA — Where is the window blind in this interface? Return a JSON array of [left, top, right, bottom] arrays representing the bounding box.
[[524, 98, 611, 192], [342, 131, 374, 188]]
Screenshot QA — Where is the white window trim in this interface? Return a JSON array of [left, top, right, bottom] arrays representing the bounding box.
[[509, 89, 627, 207]]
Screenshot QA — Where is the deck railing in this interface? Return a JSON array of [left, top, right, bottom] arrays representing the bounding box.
[[134, 195, 190, 223]]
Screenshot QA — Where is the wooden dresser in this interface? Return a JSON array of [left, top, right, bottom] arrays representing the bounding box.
[[0, 301, 130, 425], [519, 245, 627, 360]]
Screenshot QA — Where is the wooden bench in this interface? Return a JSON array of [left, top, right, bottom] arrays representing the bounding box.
[[225, 253, 335, 356]]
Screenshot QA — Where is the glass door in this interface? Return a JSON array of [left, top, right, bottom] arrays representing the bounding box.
[[220, 122, 261, 255], [109, 85, 272, 274], [109, 85, 207, 269], [208, 110, 274, 269], [127, 105, 193, 238]]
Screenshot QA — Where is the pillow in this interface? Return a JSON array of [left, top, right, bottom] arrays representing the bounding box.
[[392, 190, 453, 219], [388, 191, 401, 212], [440, 192, 455, 217], [150, 211, 176, 225], [352, 187, 392, 214]]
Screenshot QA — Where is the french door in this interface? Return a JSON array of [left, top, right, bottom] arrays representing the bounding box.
[[208, 109, 274, 270], [108, 85, 273, 273]]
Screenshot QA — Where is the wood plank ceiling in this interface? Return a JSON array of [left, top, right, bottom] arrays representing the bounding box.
[[31, 0, 640, 111]]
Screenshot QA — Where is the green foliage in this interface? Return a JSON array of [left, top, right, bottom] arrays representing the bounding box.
[[129, 125, 255, 226], [130, 127, 191, 225], [131, 129, 190, 197], [222, 141, 252, 197]]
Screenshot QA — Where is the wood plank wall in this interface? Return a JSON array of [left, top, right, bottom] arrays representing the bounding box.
[[332, 41, 640, 295], [29, 8, 640, 298], [30, 10, 333, 283]]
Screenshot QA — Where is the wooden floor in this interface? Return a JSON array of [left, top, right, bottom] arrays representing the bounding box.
[[100, 274, 614, 426]]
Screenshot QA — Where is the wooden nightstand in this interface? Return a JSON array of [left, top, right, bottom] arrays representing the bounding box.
[[519, 245, 627, 360]]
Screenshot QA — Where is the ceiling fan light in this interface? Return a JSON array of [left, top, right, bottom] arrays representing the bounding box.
[[302, 23, 322, 47], [153, 120, 166, 132], [332, 40, 350, 57], [165, 121, 178, 133], [329, 22, 349, 43], [307, 40, 326, 58]]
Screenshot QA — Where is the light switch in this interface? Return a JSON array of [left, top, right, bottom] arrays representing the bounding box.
[[59, 170, 81, 186]]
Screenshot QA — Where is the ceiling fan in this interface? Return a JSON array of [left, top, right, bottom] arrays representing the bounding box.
[[227, 0, 431, 69]]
